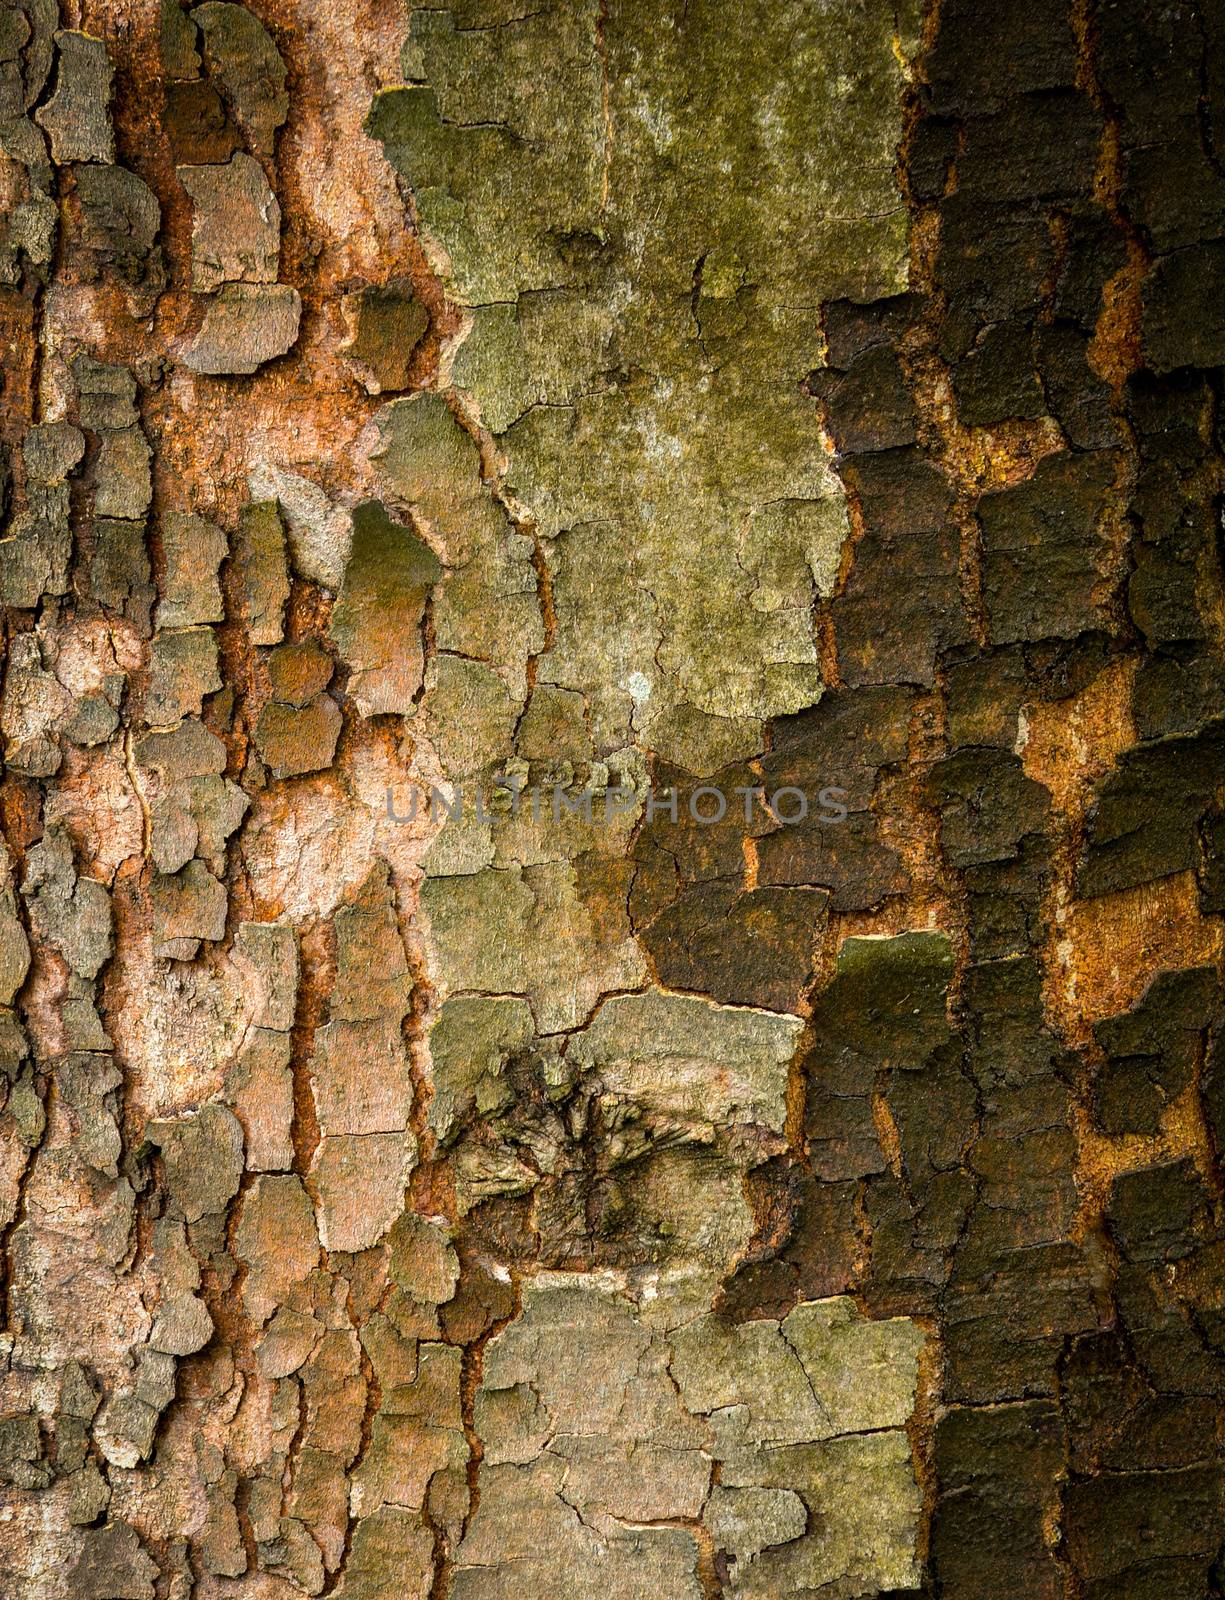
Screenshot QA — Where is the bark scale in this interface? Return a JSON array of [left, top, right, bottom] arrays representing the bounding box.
[[1, 1, 1223, 1597]]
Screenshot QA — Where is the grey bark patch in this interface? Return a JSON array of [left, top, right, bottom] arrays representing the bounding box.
[[155, 512, 228, 628], [178, 151, 280, 291], [179, 282, 301, 374], [71, 1521, 157, 1600], [194, 1, 288, 156], [34, 29, 114, 163]]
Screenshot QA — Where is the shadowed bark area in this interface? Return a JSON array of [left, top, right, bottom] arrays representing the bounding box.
[[1, 1, 1223, 1596]]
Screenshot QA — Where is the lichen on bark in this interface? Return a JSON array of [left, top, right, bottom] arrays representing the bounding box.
[[1, 0, 1224, 1597]]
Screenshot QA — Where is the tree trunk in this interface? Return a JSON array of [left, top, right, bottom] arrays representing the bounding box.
[[2, 0, 1223, 1595]]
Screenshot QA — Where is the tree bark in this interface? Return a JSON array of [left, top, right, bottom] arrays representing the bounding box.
[[1, 0, 1223, 1596]]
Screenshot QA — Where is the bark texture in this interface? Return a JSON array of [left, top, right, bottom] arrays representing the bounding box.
[[1, 0, 1224, 1596]]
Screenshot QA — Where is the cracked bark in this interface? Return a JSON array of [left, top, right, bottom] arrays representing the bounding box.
[[1, 0, 1224, 1597]]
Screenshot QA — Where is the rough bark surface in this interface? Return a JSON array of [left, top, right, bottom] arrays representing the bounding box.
[[1, 0, 1223, 1596]]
